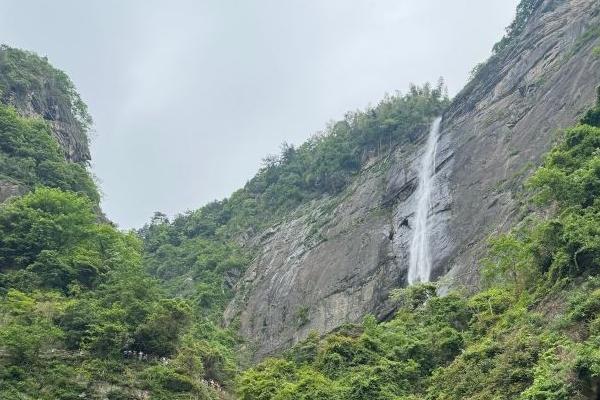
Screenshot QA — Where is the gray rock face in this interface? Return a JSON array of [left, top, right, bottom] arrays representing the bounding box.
[[224, 153, 411, 358], [1, 90, 91, 165], [225, 0, 600, 359], [0, 48, 92, 206], [439, 0, 600, 288], [0, 47, 91, 164]]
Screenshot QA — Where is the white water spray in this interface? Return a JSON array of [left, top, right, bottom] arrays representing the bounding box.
[[408, 117, 442, 284]]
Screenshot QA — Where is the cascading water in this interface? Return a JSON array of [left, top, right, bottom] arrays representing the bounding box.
[[408, 117, 442, 284]]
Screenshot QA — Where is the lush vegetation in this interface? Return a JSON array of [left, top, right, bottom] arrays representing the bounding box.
[[235, 98, 600, 399], [147, 81, 448, 246], [136, 82, 449, 399], [0, 188, 235, 399], [246, 82, 448, 213], [0, 45, 92, 148], [0, 103, 99, 203], [0, 189, 246, 399], [0, 47, 234, 398], [0, 46, 98, 204]]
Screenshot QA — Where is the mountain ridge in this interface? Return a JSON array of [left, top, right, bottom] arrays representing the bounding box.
[[1, 0, 600, 398], [222, 0, 600, 359]]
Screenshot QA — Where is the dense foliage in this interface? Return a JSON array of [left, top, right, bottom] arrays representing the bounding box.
[[245, 82, 448, 213], [0, 188, 239, 399], [0, 45, 92, 144], [143, 217, 248, 316], [145, 81, 448, 246], [135, 82, 449, 399], [0, 103, 99, 202], [0, 188, 119, 291], [235, 98, 600, 399], [0, 48, 234, 397]]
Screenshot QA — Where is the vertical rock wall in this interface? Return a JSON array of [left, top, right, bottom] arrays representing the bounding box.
[[226, 0, 600, 359]]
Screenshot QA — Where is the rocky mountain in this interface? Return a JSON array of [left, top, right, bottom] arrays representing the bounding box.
[[441, 0, 600, 289], [0, 45, 92, 202], [3, 2, 600, 398], [0, 45, 91, 164], [224, 0, 600, 359]]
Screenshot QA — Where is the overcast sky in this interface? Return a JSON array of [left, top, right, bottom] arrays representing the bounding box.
[[0, 0, 518, 228]]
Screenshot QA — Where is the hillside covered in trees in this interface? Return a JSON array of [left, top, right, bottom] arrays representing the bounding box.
[[0, 45, 449, 399], [1, 0, 600, 398], [0, 48, 237, 399]]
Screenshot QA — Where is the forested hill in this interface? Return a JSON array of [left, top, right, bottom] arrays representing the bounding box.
[[0, 45, 92, 164], [0, 46, 96, 204], [1, 0, 600, 399], [0, 47, 235, 399], [0, 45, 450, 399]]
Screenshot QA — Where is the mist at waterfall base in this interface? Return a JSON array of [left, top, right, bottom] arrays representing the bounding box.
[[408, 117, 442, 284]]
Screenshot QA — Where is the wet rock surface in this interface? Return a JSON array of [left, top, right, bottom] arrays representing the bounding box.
[[441, 0, 600, 289], [225, 0, 600, 359]]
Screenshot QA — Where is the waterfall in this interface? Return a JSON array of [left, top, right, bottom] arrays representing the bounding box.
[[408, 117, 442, 284]]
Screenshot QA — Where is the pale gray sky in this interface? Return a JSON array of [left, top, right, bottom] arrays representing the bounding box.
[[0, 0, 519, 228]]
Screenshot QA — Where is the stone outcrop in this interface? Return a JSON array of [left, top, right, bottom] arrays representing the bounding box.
[[0, 46, 92, 203], [0, 46, 91, 164], [3, 91, 91, 164], [440, 0, 600, 288], [225, 0, 600, 359]]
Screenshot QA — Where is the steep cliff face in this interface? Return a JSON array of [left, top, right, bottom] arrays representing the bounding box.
[[0, 46, 91, 164], [438, 0, 600, 287], [0, 46, 92, 202], [225, 151, 411, 358], [225, 0, 600, 359]]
